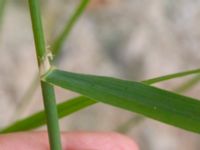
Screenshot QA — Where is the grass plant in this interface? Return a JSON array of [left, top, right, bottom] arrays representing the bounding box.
[[1, 1, 200, 149]]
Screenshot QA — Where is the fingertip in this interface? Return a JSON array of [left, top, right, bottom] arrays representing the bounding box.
[[62, 131, 139, 150], [0, 131, 139, 150]]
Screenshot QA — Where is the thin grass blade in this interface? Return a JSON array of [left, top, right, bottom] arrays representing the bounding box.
[[3, 68, 200, 133], [42, 68, 200, 133], [143, 68, 200, 84], [0, 96, 96, 133]]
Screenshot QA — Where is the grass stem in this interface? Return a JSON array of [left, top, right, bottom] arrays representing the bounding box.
[[28, 0, 62, 150]]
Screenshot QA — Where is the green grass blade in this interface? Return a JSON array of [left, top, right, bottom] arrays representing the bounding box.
[[0, 96, 96, 133], [51, 0, 90, 55], [13, 66, 200, 125], [42, 68, 200, 133], [115, 69, 200, 133], [143, 68, 200, 84], [3, 68, 200, 133]]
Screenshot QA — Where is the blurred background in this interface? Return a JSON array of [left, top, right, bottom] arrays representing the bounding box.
[[1, 0, 200, 149]]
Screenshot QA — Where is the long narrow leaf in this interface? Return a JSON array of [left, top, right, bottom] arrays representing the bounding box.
[[3, 68, 200, 133], [143, 68, 200, 84], [0, 96, 96, 133], [42, 68, 200, 133]]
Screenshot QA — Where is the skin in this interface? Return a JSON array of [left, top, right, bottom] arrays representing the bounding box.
[[0, 131, 139, 150]]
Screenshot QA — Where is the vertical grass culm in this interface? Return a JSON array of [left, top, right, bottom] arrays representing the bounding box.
[[28, 0, 62, 150]]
